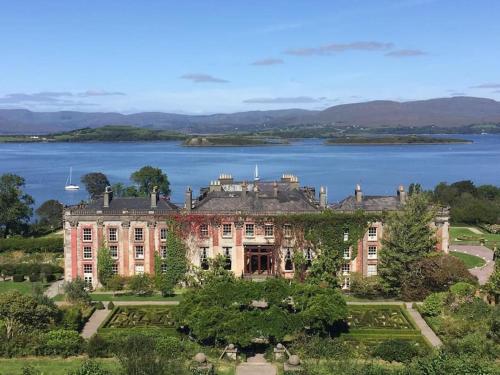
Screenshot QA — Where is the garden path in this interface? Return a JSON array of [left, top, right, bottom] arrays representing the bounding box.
[[81, 303, 110, 339], [450, 244, 494, 284], [236, 354, 276, 375], [405, 302, 442, 347], [44, 280, 63, 298]]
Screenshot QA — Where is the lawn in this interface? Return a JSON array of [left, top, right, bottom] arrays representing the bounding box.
[[450, 226, 500, 249], [450, 251, 486, 268], [0, 357, 120, 375], [0, 280, 48, 294]]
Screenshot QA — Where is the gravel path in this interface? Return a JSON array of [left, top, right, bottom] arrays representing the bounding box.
[[405, 302, 442, 347], [44, 280, 64, 298], [236, 354, 276, 375], [81, 303, 110, 339], [451, 244, 494, 284]]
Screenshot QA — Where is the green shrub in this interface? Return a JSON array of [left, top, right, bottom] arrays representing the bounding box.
[[13, 274, 25, 282], [349, 272, 387, 299], [128, 274, 153, 296], [87, 334, 111, 358], [67, 360, 111, 375], [63, 278, 91, 305], [450, 282, 476, 299], [106, 275, 126, 291], [0, 236, 63, 253], [372, 339, 420, 363], [61, 306, 84, 331], [39, 329, 84, 356], [108, 301, 115, 310], [95, 301, 105, 310], [29, 273, 40, 282], [44, 273, 56, 282], [421, 292, 446, 317]]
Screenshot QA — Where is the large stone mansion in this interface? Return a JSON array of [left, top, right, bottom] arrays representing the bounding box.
[[63, 173, 449, 289]]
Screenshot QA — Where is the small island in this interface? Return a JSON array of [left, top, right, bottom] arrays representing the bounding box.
[[325, 135, 472, 145], [182, 136, 288, 147]]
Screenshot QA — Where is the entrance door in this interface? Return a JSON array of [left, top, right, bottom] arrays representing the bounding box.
[[244, 246, 274, 275]]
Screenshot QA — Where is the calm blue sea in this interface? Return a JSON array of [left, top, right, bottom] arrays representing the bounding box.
[[1, 134, 499, 207]]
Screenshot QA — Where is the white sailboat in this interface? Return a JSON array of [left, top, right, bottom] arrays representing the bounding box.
[[65, 167, 80, 190]]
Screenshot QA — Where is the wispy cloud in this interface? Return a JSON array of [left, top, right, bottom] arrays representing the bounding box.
[[180, 73, 229, 83], [284, 41, 393, 56], [385, 49, 427, 57], [251, 58, 284, 66], [243, 96, 327, 104], [470, 83, 500, 89], [78, 90, 126, 97], [0, 90, 121, 107]]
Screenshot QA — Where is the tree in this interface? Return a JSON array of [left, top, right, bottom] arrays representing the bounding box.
[[484, 257, 500, 304], [0, 291, 57, 339], [97, 245, 115, 288], [128, 274, 153, 296], [63, 278, 91, 305], [111, 182, 140, 197], [81, 172, 110, 199], [130, 166, 171, 196], [408, 183, 422, 196], [378, 193, 437, 296], [0, 173, 34, 237], [35, 199, 63, 229]]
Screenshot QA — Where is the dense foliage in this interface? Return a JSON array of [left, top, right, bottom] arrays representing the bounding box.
[[80, 172, 110, 199], [378, 194, 437, 296], [63, 278, 91, 304], [0, 236, 63, 253], [97, 245, 115, 288], [130, 165, 171, 196], [173, 278, 347, 347], [0, 174, 34, 238], [35, 200, 63, 230]]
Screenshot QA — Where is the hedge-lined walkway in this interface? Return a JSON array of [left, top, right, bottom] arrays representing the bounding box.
[[81, 303, 110, 339], [405, 302, 442, 347]]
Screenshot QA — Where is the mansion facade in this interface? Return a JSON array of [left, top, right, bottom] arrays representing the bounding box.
[[63, 173, 449, 289]]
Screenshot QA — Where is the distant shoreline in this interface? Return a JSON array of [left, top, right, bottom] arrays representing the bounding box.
[[324, 136, 472, 145]]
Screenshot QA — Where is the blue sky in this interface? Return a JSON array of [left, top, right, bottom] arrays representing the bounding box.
[[1, 0, 499, 113]]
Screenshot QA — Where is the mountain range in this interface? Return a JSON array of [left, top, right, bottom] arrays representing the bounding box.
[[1, 96, 500, 134]]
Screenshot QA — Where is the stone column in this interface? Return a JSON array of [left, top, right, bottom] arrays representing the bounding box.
[[70, 221, 78, 280], [121, 222, 130, 276], [148, 222, 156, 274]]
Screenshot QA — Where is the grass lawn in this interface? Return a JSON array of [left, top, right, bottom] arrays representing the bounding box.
[[0, 280, 48, 294], [450, 226, 500, 249], [450, 251, 486, 268], [0, 357, 120, 375]]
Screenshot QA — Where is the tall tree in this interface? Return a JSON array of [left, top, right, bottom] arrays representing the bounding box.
[[81, 172, 110, 199], [130, 166, 170, 196], [0, 173, 34, 237], [35, 199, 63, 229], [378, 193, 437, 296], [97, 245, 115, 288]]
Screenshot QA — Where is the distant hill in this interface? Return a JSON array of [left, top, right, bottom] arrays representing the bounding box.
[[1, 96, 500, 134]]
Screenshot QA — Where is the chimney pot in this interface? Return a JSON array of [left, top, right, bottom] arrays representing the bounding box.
[[355, 184, 363, 203], [151, 186, 159, 208], [103, 186, 113, 208], [185, 186, 193, 212], [398, 185, 407, 204], [319, 186, 327, 208]]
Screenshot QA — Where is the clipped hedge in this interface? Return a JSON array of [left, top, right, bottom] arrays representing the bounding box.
[[0, 236, 63, 253]]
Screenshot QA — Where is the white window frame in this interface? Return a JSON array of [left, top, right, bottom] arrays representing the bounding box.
[[222, 223, 232, 237], [83, 246, 92, 259], [264, 224, 274, 237], [108, 228, 118, 242], [82, 228, 92, 242], [135, 245, 144, 259], [111, 263, 118, 274], [200, 224, 209, 237], [160, 263, 167, 273], [283, 224, 292, 238], [160, 245, 167, 259], [343, 228, 349, 242], [83, 264, 93, 274], [342, 263, 350, 276], [134, 227, 144, 242], [135, 264, 144, 275], [343, 248, 351, 260], [160, 228, 167, 241], [245, 224, 254, 237], [368, 227, 377, 241], [367, 264, 378, 277], [368, 246, 377, 260], [109, 245, 118, 259]]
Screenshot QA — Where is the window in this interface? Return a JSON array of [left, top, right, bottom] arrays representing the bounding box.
[[368, 227, 377, 241], [222, 224, 232, 237], [135, 245, 144, 259], [342, 263, 350, 276], [343, 248, 351, 260], [264, 224, 274, 237], [109, 245, 118, 259], [200, 224, 209, 237], [284, 248, 293, 271], [161, 263, 167, 273], [368, 246, 377, 259], [111, 263, 118, 274], [223, 246, 232, 270], [83, 264, 93, 274], [160, 245, 167, 259], [108, 228, 118, 242], [134, 228, 144, 241], [343, 277, 350, 289], [83, 246, 92, 259], [283, 224, 292, 238], [135, 264, 144, 274], [200, 247, 209, 270], [245, 224, 254, 237], [83, 228, 92, 242], [160, 228, 167, 241], [343, 228, 349, 242], [305, 248, 313, 269], [367, 264, 378, 277]]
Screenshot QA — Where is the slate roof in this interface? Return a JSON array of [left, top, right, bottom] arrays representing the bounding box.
[[83, 196, 178, 212], [192, 182, 319, 214], [332, 195, 402, 212]]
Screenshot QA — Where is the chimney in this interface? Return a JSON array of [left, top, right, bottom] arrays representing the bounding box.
[[185, 186, 192, 212], [397, 185, 407, 204], [103, 186, 113, 208], [253, 182, 259, 199], [241, 181, 247, 199], [319, 186, 327, 209], [209, 180, 222, 192], [150, 186, 159, 208], [273, 181, 278, 198], [218, 173, 233, 185], [355, 184, 363, 203]]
